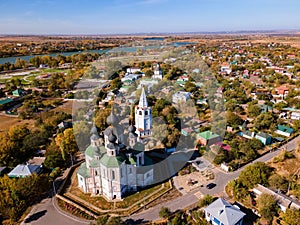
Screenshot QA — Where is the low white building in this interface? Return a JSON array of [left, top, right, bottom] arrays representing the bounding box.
[[220, 62, 232, 74], [126, 67, 141, 74], [121, 73, 141, 82], [172, 91, 191, 104], [291, 112, 300, 120]]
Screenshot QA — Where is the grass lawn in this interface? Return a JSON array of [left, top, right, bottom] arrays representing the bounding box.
[[0, 116, 36, 132], [53, 100, 73, 114]]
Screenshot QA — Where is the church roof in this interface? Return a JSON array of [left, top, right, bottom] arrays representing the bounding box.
[[90, 159, 101, 168], [100, 154, 126, 168], [138, 87, 148, 108], [78, 162, 91, 178], [85, 145, 106, 158]]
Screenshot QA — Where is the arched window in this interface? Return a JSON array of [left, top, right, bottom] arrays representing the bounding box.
[[112, 170, 115, 180]]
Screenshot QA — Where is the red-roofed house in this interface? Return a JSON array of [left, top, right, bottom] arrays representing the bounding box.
[[276, 85, 289, 98]]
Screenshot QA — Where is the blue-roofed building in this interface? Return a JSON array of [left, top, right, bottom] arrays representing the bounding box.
[[255, 132, 272, 145], [8, 164, 42, 178], [204, 198, 245, 225]]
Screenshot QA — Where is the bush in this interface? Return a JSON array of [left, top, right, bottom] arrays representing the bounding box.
[[199, 194, 214, 208], [159, 206, 171, 219]]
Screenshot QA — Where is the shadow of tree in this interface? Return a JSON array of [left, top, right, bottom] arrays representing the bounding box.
[[24, 210, 47, 223]]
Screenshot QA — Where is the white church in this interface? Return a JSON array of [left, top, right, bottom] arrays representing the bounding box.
[[77, 88, 154, 200]]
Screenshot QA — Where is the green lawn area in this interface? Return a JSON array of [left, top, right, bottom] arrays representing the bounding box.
[[42, 68, 68, 73]]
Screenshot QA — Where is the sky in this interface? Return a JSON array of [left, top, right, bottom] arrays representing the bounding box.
[[0, 0, 300, 35]]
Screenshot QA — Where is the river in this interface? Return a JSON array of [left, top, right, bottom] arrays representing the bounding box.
[[0, 42, 197, 65]]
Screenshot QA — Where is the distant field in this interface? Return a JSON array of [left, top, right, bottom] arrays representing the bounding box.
[[53, 100, 74, 115], [0, 116, 35, 132]]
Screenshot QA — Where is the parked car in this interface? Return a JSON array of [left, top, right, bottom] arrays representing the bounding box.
[[206, 183, 216, 189]]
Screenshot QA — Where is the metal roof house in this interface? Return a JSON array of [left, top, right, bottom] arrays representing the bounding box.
[[255, 132, 272, 145], [8, 164, 42, 178], [197, 131, 221, 146], [275, 125, 294, 137], [204, 198, 246, 225]]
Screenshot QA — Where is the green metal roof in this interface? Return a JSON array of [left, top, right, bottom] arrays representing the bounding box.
[[256, 132, 271, 139], [0, 98, 13, 105], [100, 154, 126, 168], [197, 130, 220, 140], [77, 162, 90, 178], [85, 145, 105, 158], [90, 159, 100, 168], [277, 125, 294, 134], [129, 157, 136, 165], [176, 80, 187, 85]]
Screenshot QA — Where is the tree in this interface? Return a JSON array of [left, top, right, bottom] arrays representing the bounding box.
[[94, 108, 111, 131], [268, 174, 289, 193], [0, 125, 34, 167], [159, 206, 171, 219], [257, 193, 279, 222], [226, 112, 243, 128], [282, 208, 300, 225], [107, 216, 125, 225], [238, 162, 272, 188], [0, 174, 49, 222], [55, 128, 79, 161], [184, 80, 197, 93], [254, 112, 276, 130], [199, 194, 214, 208], [248, 104, 261, 118], [44, 141, 66, 168]]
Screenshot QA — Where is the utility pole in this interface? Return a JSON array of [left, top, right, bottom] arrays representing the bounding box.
[[144, 194, 146, 210], [52, 180, 56, 195]]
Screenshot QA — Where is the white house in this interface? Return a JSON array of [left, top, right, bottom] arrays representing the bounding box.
[[204, 198, 245, 225], [126, 67, 141, 74], [291, 112, 300, 120], [172, 91, 191, 104], [121, 73, 141, 82], [220, 62, 232, 75]]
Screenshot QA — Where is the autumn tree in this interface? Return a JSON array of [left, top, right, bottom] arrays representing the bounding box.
[[282, 208, 300, 225], [257, 193, 279, 222], [55, 128, 79, 161]]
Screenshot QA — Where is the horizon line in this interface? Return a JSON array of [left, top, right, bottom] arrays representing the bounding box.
[[1, 29, 300, 37]]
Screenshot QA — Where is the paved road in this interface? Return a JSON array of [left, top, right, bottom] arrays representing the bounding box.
[[21, 196, 90, 225], [22, 135, 300, 224]]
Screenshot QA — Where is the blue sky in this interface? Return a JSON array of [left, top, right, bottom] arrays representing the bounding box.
[[0, 0, 300, 34]]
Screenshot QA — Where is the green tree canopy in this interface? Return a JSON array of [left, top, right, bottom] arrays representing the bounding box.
[[238, 162, 272, 188], [257, 193, 279, 222]]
